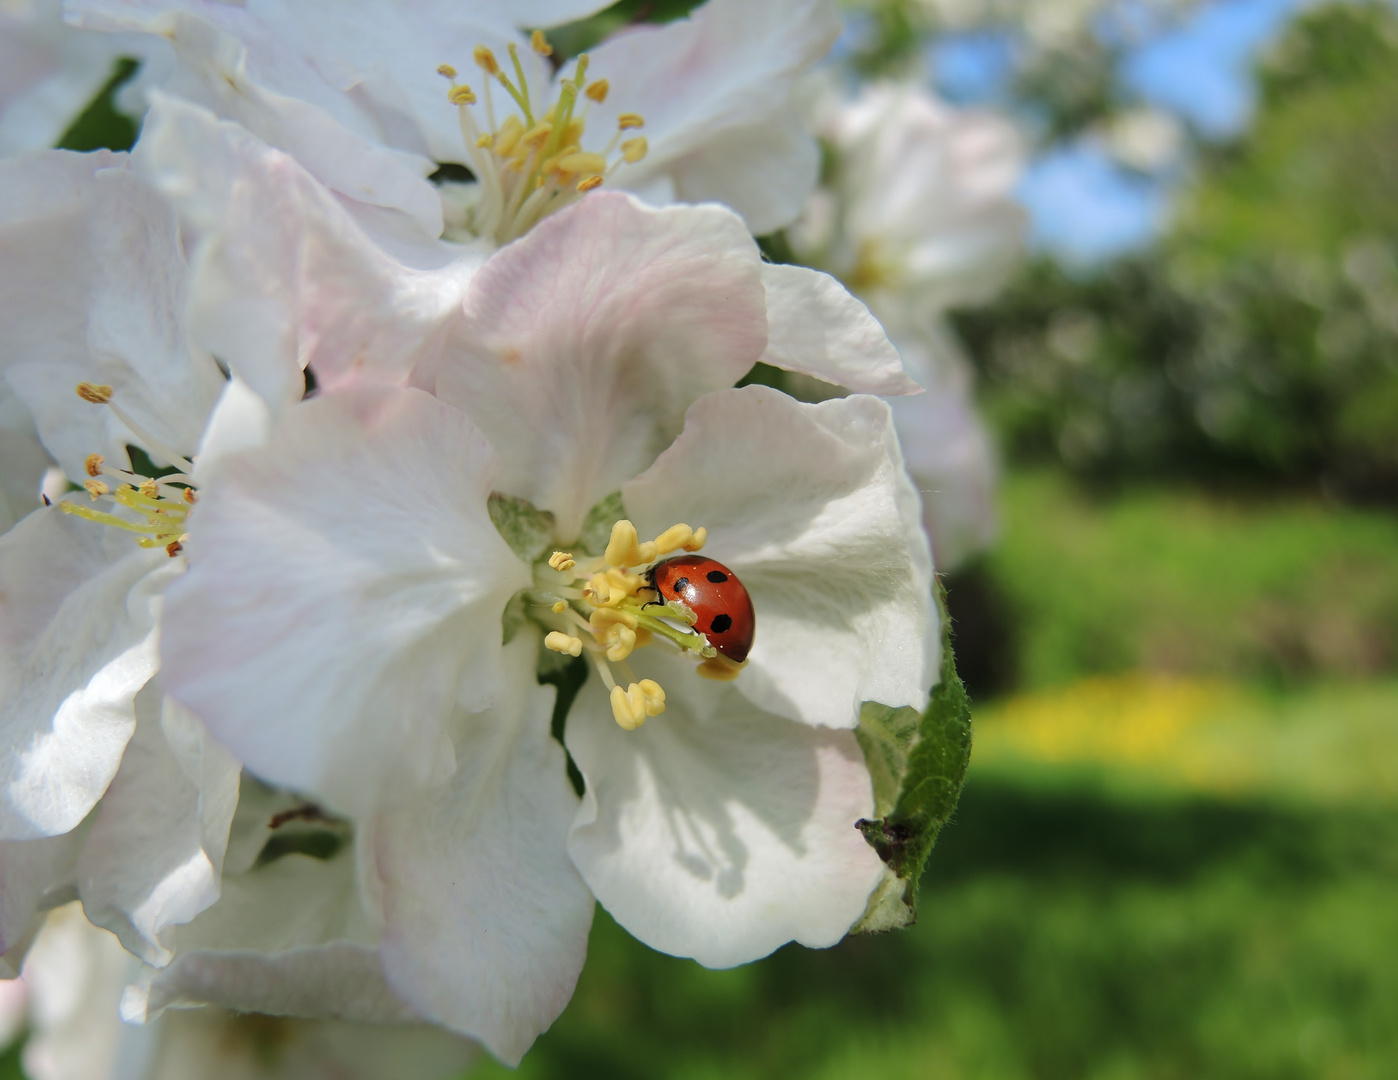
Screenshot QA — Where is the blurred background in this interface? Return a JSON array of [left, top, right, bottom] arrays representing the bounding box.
[[5, 0, 1398, 1076]]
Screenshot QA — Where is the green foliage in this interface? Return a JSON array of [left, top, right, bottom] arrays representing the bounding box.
[[544, 0, 704, 59], [853, 583, 973, 930], [488, 492, 557, 563], [982, 471, 1398, 690], [575, 491, 625, 555], [56, 58, 140, 152], [959, 2, 1398, 495]]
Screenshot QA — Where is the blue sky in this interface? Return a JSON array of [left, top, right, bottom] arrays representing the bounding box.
[[930, 0, 1310, 263]]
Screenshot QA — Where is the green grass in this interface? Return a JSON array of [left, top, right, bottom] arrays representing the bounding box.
[[980, 471, 1398, 689]]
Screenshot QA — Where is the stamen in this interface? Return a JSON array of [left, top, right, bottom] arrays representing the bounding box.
[[557, 152, 607, 176], [585, 79, 609, 103], [548, 551, 576, 572], [85, 478, 109, 499], [437, 63, 457, 79], [576, 176, 603, 193], [544, 631, 583, 657], [474, 46, 500, 76], [551, 600, 568, 614], [530, 29, 552, 56], [76, 382, 113, 404], [617, 113, 645, 130], [85, 453, 105, 478], [448, 85, 477, 105], [621, 136, 648, 164]]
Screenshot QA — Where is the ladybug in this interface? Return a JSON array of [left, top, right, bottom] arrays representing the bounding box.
[[646, 555, 755, 663]]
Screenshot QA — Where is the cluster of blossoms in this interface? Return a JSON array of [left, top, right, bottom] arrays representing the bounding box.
[[0, 0, 1025, 1075]]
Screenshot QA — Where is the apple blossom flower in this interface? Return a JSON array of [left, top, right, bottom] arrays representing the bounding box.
[[790, 81, 1027, 567], [146, 164, 933, 1060], [69, 0, 841, 238]]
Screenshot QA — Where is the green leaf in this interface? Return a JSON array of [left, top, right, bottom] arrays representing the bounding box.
[[56, 57, 141, 153], [576, 491, 625, 555], [488, 492, 556, 562], [853, 579, 974, 932]]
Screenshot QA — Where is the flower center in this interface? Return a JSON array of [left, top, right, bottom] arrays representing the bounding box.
[[57, 382, 196, 557], [436, 31, 648, 245], [531, 519, 747, 731]]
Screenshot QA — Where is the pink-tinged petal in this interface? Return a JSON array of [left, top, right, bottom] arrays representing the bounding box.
[[161, 385, 529, 819], [585, 0, 839, 231], [0, 508, 176, 841], [436, 193, 767, 540], [624, 387, 937, 729], [761, 263, 920, 396], [566, 649, 884, 967], [77, 689, 240, 966], [141, 96, 483, 410], [376, 635, 593, 1066]]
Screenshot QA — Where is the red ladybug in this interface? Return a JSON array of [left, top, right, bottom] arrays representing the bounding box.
[[647, 555, 755, 663]]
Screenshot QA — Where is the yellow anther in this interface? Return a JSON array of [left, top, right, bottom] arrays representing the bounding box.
[[85, 453, 105, 478], [621, 136, 648, 164], [591, 607, 638, 632], [85, 478, 109, 499], [448, 84, 477, 105], [637, 679, 666, 716], [548, 550, 576, 572], [474, 45, 500, 75], [551, 600, 567, 614], [604, 625, 637, 661], [617, 112, 644, 130], [544, 631, 583, 657], [610, 684, 645, 730], [697, 655, 747, 682], [530, 29, 552, 56], [556, 151, 607, 176], [586, 571, 624, 606], [521, 122, 553, 148], [604, 519, 640, 568], [576, 176, 603, 193], [437, 63, 458, 79], [606, 567, 645, 596], [493, 115, 524, 156], [652, 524, 694, 556], [685, 526, 707, 551], [182, 488, 197, 504], [477, 133, 494, 148], [139, 479, 159, 499], [76, 382, 113, 404], [585, 78, 609, 103], [165, 540, 183, 557]]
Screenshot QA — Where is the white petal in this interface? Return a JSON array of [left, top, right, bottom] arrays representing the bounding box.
[[585, 0, 838, 232], [566, 650, 884, 967], [376, 634, 593, 1066], [20, 902, 138, 1080], [149, 1009, 480, 1080], [161, 385, 529, 818], [76, 688, 240, 966], [623, 387, 937, 729], [436, 193, 768, 539], [888, 330, 997, 571], [0, 830, 82, 971], [131, 849, 415, 1024], [761, 263, 920, 396], [139, 94, 482, 405], [0, 508, 175, 840], [0, 429, 54, 535]]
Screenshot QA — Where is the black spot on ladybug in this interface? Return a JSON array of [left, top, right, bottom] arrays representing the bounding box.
[[706, 570, 729, 583], [672, 576, 690, 592], [710, 613, 732, 634]]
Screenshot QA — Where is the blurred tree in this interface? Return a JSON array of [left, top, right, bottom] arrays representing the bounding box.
[[957, 1, 1398, 498]]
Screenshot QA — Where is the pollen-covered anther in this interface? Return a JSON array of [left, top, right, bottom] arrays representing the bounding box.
[[85, 478, 109, 499], [448, 84, 477, 105], [617, 112, 644, 130], [76, 382, 113, 405], [551, 600, 568, 614], [530, 29, 552, 56], [620, 137, 648, 164], [652, 523, 698, 556], [556, 152, 606, 177], [166, 540, 183, 557], [604, 519, 641, 567], [139, 479, 159, 499], [548, 550, 576, 573], [585, 78, 609, 103], [84, 453, 105, 478], [473, 45, 500, 75], [576, 176, 603, 193], [609, 679, 666, 731], [544, 631, 584, 657], [182, 488, 197, 504], [436, 63, 458, 79]]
